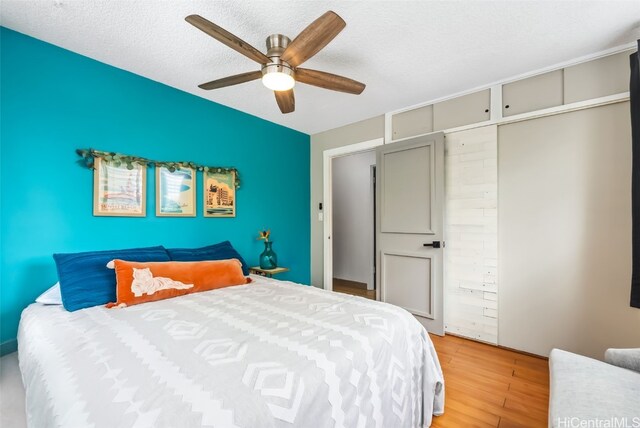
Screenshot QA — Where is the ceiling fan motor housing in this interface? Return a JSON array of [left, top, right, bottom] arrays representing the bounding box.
[[262, 34, 294, 80]]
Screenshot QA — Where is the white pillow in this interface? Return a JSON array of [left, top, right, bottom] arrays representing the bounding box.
[[35, 282, 62, 305]]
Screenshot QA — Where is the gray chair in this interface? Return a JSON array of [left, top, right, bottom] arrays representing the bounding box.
[[549, 348, 640, 427]]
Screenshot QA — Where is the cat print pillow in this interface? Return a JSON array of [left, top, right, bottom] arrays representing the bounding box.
[[107, 259, 251, 308]]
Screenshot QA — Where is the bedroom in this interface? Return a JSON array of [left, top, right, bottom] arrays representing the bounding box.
[[1, 1, 639, 427]]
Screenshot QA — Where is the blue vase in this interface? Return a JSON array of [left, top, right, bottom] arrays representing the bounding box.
[[259, 241, 278, 269]]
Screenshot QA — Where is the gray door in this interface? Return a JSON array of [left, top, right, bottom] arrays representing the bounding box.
[[376, 132, 445, 335]]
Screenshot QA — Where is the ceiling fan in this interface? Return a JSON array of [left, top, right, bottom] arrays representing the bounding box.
[[185, 11, 365, 114]]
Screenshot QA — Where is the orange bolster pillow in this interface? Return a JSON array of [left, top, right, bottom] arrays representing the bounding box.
[[108, 258, 251, 308]]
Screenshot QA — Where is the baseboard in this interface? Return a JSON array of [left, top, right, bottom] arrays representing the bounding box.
[[444, 332, 548, 360], [0, 339, 18, 356]]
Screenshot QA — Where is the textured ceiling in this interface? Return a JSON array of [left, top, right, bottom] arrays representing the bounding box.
[[2, 1, 640, 134]]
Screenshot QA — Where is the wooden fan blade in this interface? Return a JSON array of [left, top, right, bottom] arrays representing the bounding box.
[[274, 89, 295, 114], [198, 71, 262, 90], [296, 68, 365, 94], [186, 15, 271, 65], [280, 11, 345, 67]]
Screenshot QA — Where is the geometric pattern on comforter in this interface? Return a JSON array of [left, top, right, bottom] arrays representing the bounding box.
[[18, 276, 444, 428]]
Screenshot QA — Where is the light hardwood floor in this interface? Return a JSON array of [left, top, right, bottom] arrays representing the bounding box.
[[333, 278, 376, 300], [430, 334, 549, 428]]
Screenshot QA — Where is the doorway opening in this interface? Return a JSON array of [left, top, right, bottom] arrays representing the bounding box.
[[322, 138, 384, 298], [331, 153, 376, 300]]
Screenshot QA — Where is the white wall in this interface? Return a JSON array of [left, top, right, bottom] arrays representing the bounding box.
[[331, 150, 376, 289], [445, 126, 498, 344], [310, 116, 385, 287], [499, 102, 640, 359]]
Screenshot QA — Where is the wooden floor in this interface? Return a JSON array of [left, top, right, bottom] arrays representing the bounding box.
[[430, 334, 549, 428], [333, 278, 376, 300]]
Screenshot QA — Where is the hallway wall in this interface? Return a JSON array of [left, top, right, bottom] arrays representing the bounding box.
[[332, 150, 377, 289]]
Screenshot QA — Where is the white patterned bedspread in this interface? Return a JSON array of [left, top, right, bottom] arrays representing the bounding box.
[[18, 276, 444, 428]]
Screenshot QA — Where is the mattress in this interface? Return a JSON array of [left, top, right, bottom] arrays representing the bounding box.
[[18, 275, 444, 428]]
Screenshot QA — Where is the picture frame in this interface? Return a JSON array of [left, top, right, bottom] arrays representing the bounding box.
[[203, 170, 236, 217], [93, 157, 146, 217], [156, 166, 196, 217]]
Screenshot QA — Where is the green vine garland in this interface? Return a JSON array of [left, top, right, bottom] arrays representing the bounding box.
[[76, 149, 241, 189]]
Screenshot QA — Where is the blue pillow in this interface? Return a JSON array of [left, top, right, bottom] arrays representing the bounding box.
[[166, 241, 249, 276], [53, 246, 170, 312]]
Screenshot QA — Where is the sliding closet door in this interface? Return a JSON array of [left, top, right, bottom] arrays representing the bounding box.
[[498, 102, 638, 358], [377, 132, 445, 335]]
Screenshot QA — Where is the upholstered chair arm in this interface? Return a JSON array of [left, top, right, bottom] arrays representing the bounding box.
[[604, 348, 640, 373]]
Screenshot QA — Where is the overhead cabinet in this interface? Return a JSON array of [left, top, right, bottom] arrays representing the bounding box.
[[391, 104, 433, 140], [502, 70, 564, 117], [563, 51, 631, 103], [388, 50, 631, 141], [433, 89, 491, 131], [391, 89, 491, 140]]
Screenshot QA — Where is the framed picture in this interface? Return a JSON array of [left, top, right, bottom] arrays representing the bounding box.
[[93, 157, 146, 217], [204, 170, 236, 217], [156, 167, 196, 217]]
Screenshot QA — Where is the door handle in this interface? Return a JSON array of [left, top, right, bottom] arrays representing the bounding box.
[[423, 241, 442, 248]]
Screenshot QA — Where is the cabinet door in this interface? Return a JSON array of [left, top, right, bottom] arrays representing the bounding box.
[[433, 89, 491, 131], [391, 104, 433, 140], [502, 70, 563, 117], [564, 51, 631, 104]]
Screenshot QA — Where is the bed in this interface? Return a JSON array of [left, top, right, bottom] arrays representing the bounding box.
[[18, 275, 444, 427]]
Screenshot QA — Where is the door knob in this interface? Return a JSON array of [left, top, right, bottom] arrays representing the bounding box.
[[423, 241, 442, 248]]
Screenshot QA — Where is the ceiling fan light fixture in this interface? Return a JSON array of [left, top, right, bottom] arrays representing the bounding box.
[[262, 65, 295, 91]]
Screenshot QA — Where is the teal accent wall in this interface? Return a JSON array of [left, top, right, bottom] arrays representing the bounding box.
[[0, 27, 310, 348]]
